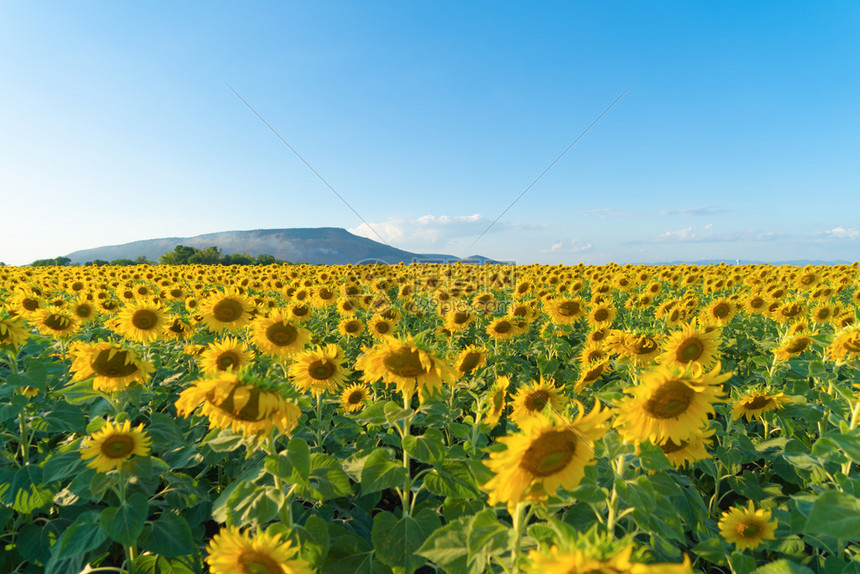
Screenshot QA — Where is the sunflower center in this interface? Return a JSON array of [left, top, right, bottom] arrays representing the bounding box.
[[22, 298, 39, 311], [213, 299, 243, 322], [347, 390, 364, 404], [217, 352, 240, 370], [309, 359, 336, 380], [737, 522, 761, 538], [593, 309, 609, 322], [524, 390, 551, 412], [493, 321, 512, 334], [168, 319, 186, 334], [627, 336, 659, 355], [215, 385, 268, 422], [712, 303, 730, 318], [676, 337, 704, 362], [644, 380, 695, 419], [749, 297, 765, 309], [76, 305, 93, 318], [92, 349, 140, 378], [43, 313, 69, 330], [100, 434, 135, 459], [374, 321, 391, 334], [745, 395, 773, 409], [844, 338, 860, 353], [237, 550, 284, 574], [453, 311, 470, 324], [132, 309, 158, 330], [266, 323, 298, 347], [784, 338, 810, 353], [581, 363, 605, 383], [557, 301, 581, 317], [519, 429, 577, 477], [459, 352, 482, 373], [383, 348, 427, 378]]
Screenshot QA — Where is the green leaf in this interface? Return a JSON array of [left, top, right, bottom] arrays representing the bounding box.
[[133, 554, 197, 574], [54, 510, 107, 559], [423, 461, 480, 499], [223, 482, 283, 526], [355, 401, 387, 426], [210, 462, 265, 522], [41, 401, 87, 432], [203, 429, 245, 453], [402, 428, 446, 464], [752, 559, 816, 574], [361, 449, 408, 495], [287, 515, 330, 567], [100, 492, 149, 546], [730, 551, 757, 574], [372, 508, 440, 573], [294, 453, 352, 501], [139, 511, 195, 558], [384, 401, 413, 425], [818, 430, 860, 463], [287, 437, 311, 482], [147, 412, 186, 450], [7, 463, 55, 514], [803, 490, 860, 540]]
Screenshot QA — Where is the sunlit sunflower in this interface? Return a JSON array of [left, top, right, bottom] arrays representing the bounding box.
[[70, 298, 98, 324], [355, 335, 456, 402], [444, 310, 474, 332], [743, 292, 770, 315], [337, 317, 365, 338], [113, 300, 167, 343], [483, 403, 612, 512], [702, 298, 737, 326], [205, 526, 311, 574], [80, 419, 151, 473], [731, 391, 790, 422], [285, 303, 313, 323], [585, 327, 611, 346], [719, 501, 778, 551], [526, 544, 693, 574], [658, 428, 715, 469], [828, 326, 860, 362], [613, 363, 729, 445], [574, 360, 611, 392], [0, 315, 31, 350], [772, 333, 815, 361], [12, 291, 42, 318], [32, 308, 79, 338], [454, 345, 488, 377], [810, 303, 835, 324], [485, 375, 511, 427], [486, 317, 522, 340], [200, 289, 255, 332], [175, 372, 302, 437], [288, 344, 348, 396], [658, 321, 722, 371], [607, 331, 662, 364], [509, 378, 565, 423], [339, 382, 370, 413], [586, 304, 617, 329], [250, 311, 311, 359], [162, 315, 194, 340], [199, 337, 256, 375], [68, 341, 153, 393], [368, 314, 396, 339], [544, 297, 586, 326]]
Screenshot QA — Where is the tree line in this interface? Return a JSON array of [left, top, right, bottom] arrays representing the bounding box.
[[28, 245, 287, 267]]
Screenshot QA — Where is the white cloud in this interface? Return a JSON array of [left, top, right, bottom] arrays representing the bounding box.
[[818, 226, 860, 240], [644, 224, 779, 244], [540, 240, 593, 254]]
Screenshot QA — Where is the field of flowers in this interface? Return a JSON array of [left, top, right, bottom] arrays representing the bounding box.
[[1, 261, 859, 573]]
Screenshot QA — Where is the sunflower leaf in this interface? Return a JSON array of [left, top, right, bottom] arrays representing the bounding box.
[[138, 511, 195, 558], [803, 490, 860, 540], [361, 448, 408, 495], [100, 493, 149, 546]]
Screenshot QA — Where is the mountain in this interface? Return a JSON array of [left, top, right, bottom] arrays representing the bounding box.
[[64, 228, 498, 265]]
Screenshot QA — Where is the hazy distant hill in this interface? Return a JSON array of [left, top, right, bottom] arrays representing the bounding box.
[[65, 228, 498, 265]]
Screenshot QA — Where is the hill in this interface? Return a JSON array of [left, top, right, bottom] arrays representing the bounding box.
[[64, 228, 498, 265]]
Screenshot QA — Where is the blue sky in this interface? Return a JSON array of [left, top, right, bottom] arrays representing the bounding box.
[[1, 2, 858, 266]]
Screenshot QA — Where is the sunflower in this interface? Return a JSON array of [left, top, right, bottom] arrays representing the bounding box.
[[773, 333, 815, 361], [113, 300, 167, 343], [658, 321, 722, 371], [250, 311, 311, 359], [482, 404, 611, 512], [288, 344, 348, 396], [32, 308, 79, 338], [718, 501, 778, 551], [485, 375, 511, 427], [658, 428, 715, 469], [162, 316, 194, 340], [454, 345, 488, 377], [175, 372, 302, 437], [731, 391, 790, 422], [0, 315, 31, 350], [607, 331, 662, 364], [443, 310, 473, 332], [486, 317, 522, 340], [586, 304, 617, 329], [340, 382, 370, 413], [12, 291, 42, 318], [526, 544, 693, 574], [828, 327, 860, 362], [69, 342, 155, 393], [337, 317, 365, 338], [702, 298, 737, 326], [70, 298, 98, 324], [743, 292, 770, 315], [613, 364, 729, 445], [80, 419, 151, 473], [574, 360, 611, 392], [286, 303, 313, 323], [200, 289, 255, 332], [355, 335, 456, 402], [585, 327, 611, 346], [368, 314, 396, 339], [199, 337, 256, 375], [509, 378, 565, 423], [810, 303, 834, 324], [543, 298, 586, 326], [205, 526, 311, 574]]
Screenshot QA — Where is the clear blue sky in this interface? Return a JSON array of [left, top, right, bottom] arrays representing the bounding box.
[[1, 2, 858, 266]]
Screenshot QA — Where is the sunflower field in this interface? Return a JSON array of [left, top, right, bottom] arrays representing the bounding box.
[[1, 262, 860, 574]]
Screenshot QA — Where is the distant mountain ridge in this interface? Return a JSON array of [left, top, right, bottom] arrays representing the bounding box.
[[65, 227, 499, 265]]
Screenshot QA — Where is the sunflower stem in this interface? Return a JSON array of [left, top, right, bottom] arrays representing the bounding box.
[[314, 393, 324, 450], [401, 391, 413, 518], [18, 408, 29, 463], [510, 502, 528, 574]]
